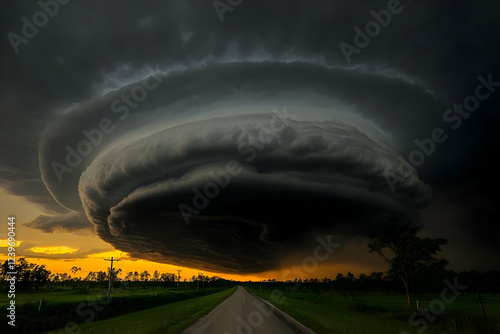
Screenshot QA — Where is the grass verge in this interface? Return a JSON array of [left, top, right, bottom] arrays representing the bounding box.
[[1, 287, 233, 333], [52, 286, 237, 334], [245, 286, 500, 334]]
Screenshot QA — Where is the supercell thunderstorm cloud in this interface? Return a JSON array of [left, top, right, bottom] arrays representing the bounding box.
[[38, 63, 434, 273], [1, 0, 499, 274]]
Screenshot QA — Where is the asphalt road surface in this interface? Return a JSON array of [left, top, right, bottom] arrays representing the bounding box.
[[184, 286, 314, 334]]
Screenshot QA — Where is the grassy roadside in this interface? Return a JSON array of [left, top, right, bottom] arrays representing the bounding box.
[[245, 286, 499, 334], [52, 286, 237, 334], [1, 287, 232, 333], [0, 287, 183, 308]]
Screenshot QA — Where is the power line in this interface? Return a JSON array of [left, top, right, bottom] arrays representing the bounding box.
[[103, 257, 121, 298], [177, 269, 182, 293]]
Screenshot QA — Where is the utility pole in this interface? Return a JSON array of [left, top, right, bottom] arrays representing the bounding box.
[[104, 257, 121, 299], [197, 272, 202, 291], [177, 270, 182, 293]]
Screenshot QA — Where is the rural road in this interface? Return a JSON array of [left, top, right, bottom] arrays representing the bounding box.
[[184, 286, 315, 334]]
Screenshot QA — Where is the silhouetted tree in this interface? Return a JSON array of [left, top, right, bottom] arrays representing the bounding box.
[[96, 271, 107, 283], [110, 268, 122, 281], [85, 271, 96, 282], [0, 258, 51, 291], [125, 271, 134, 281], [31, 264, 51, 290], [368, 220, 448, 311], [71, 266, 81, 274], [139, 270, 151, 282]]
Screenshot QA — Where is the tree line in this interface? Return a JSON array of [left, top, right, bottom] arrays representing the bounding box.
[[0, 259, 229, 291]]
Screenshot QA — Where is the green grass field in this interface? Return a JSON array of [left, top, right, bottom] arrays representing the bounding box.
[[0, 286, 234, 333], [246, 286, 500, 334], [51, 286, 237, 334], [0, 286, 183, 308], [4, 285, 498, 333]]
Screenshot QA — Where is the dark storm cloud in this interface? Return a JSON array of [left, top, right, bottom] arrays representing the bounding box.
[[75, 115, 431, 272], [1, 0, 499, 271], [32, 60, 440, 272], [25, 212, 93, 233], [38, 62, 442, 212]]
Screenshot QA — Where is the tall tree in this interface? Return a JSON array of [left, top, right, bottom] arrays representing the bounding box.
[[125, 271, 134, 281], [71, 266, 81, 275], [31, 264, 51, 290], [140, 270, 150, 282], [110, 268, 122, 281], [368, 220, 448, 311], [96, 271, 107, 283]]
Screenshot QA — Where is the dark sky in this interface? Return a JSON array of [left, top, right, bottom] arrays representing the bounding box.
[[1, 0, 499, 274]]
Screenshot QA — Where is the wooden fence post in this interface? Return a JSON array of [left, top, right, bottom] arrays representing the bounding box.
[[477, 288, 486, 321]]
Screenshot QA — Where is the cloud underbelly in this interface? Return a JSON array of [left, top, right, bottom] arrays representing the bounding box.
[[78, 114, 431, 273]]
